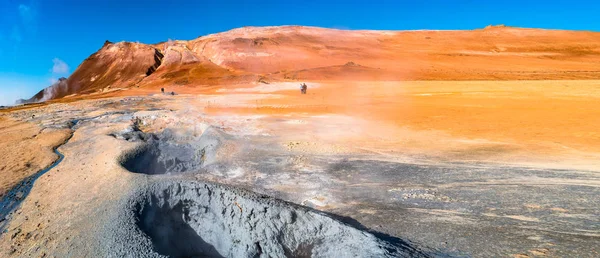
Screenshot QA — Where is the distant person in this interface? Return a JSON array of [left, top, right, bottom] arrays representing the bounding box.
[[161, 88, 165, 94], [301, 83, 307, 94]]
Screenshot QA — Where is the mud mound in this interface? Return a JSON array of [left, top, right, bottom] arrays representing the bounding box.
[[119, 128, 221, 175], [133, 181, 426, 257]]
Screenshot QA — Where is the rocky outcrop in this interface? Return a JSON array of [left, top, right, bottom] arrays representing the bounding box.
[[29, 41, 158, 102], [145, 49, 164, 76]]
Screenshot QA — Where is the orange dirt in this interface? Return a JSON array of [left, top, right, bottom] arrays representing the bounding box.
[[0, 117, 71, 197], [7, 25, 600, 170], [22, 25, 600, 103], [203, 80, 600, 169]]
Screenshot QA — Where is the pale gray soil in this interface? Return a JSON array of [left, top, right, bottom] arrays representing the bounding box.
[[0, 95, 598, 257]]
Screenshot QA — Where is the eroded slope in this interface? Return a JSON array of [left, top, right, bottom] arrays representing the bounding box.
[[26, 25, 600, 102]]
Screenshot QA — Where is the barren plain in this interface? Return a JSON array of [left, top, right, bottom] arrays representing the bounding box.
[[1, 26, 600, 257]]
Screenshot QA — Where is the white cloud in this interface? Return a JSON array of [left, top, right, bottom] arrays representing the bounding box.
[[18, 4, 32, 19], [18, 4, 37, 33], [52, 58, 69, 74], [2, 2, 37, 60]]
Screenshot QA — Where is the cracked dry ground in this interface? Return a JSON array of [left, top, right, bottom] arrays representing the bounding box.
[[1, 81, 599, 257]]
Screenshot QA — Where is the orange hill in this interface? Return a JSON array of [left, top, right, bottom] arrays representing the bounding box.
[[27, 25, 600, 102]]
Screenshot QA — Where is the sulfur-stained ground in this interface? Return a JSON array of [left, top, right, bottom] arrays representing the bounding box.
[[0, 80, 599, 257]]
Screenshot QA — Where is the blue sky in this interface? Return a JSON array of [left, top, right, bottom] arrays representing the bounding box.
[[1, 0, 599, 105]]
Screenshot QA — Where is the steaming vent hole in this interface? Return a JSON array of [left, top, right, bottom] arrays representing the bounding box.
[[119, 129, 218, 175], [133, 181, 427, 257]]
